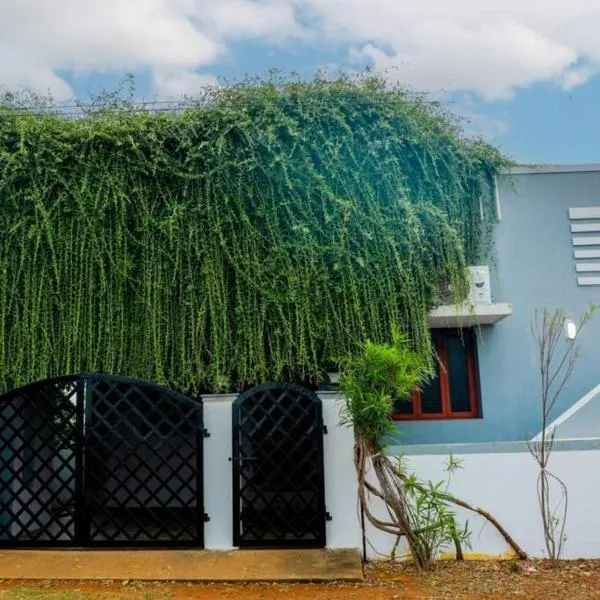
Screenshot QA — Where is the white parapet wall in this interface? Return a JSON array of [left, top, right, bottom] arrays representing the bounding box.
[[364, 442, 600, 560], [201, 391, 362, 550]]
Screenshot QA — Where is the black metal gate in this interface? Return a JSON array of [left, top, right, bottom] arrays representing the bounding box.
[[0, 374, 205, 547], [232, 383, 326, 548]]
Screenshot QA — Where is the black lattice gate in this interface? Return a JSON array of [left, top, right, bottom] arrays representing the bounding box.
[[232, 383, 327, 548], [0, 374, 205, 547]]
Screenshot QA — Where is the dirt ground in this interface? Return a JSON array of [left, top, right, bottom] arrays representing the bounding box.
[[1, 560, 600, 600]]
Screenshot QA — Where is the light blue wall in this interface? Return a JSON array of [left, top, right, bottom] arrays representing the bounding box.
[[399, 168, 600, 445]]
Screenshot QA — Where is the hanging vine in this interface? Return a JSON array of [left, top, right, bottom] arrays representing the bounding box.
[[0, 75, 508, 393]]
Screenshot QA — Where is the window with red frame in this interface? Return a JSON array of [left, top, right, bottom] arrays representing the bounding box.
[[393, 329, 480, 420]]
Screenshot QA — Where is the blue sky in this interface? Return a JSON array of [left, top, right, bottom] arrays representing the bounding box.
[[4, 1, 600, 165]]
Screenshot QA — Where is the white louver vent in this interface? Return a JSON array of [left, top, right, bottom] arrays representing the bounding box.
[[569, 207, 600, 286]]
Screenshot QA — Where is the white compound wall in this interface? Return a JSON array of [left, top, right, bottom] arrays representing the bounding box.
[[365, 442, 600, 560]]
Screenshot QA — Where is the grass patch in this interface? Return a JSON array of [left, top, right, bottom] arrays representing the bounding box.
[[0, 587, 172, 600]]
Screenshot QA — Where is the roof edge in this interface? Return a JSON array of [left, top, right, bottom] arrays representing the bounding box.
[[502, 164, 600, 175]]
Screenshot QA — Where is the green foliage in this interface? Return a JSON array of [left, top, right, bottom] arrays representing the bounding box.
[[341, 335, 471, 567], [0, 75, 508, 392], [402, 455, 471, 563], [339, 332, 432, 445]]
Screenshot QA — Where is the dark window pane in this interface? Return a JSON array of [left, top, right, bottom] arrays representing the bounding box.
[[446, 335, 472, 413], [421, 376, 442, 414], [393, 396, 414, 415]]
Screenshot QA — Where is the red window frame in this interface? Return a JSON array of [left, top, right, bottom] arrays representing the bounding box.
[[392, 329, 480, 421]]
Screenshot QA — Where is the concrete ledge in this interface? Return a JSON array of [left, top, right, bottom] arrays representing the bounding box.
[[388, 438, 600, 456], [504, 164, 600, 175], [0, 548, 363, 582], [428, 303, 512, 328]]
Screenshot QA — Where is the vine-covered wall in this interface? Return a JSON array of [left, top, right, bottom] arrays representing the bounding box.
[[0, 77, 507, 393]]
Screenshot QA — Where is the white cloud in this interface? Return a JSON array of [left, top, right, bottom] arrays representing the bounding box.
[[3, 0, 600, 100], [0, 63, 74, 101], [465, 113, 510, 140], [453, 95, 511, 140], [562, 65, 598, 90], [350, 24, 574, 101], [297, 0, 592, 100], [0, 0, 302, 99], [201, 0, 305, 40], [152, 70, 219, 97]]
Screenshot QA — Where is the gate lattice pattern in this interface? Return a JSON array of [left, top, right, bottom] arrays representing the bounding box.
[[0, 378, 80, 544], [0, 375, 204, 547], [232, 383, 326, 548]]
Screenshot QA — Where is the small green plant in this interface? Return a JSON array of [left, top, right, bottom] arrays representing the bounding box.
[[402, 455, 471, 563], [340, 333, 442, 568]]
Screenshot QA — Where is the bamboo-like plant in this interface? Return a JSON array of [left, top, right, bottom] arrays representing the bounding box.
[[340, 333, 527, 569]]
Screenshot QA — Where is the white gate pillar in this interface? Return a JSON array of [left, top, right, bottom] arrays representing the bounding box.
[[202, 393, 237, 549], [318, 391, 362, 550]]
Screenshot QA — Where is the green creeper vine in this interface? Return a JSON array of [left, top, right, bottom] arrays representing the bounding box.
[[0, 75, 508, 393]]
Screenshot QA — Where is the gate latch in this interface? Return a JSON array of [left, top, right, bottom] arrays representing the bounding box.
[[203, 428, 211, 438], [325, 512, 333, 522], [204, 513, 210, 522], [322, 424, 328, 434]]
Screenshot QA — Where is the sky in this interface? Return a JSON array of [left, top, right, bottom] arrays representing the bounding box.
[[3, 0, 600, 165]]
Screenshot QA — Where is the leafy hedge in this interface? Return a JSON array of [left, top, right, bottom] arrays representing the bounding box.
[[0, 76, 507, 392]]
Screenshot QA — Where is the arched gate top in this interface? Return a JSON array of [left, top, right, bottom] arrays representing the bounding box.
[[234, 381, 322, 408], [0, 373, 201, 408]]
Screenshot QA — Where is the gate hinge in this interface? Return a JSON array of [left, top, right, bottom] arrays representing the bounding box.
[[325, 512, 333, 522], [204, 513, 210, 522], [203, 428, 211, 438], [322, 424, 328, 434]]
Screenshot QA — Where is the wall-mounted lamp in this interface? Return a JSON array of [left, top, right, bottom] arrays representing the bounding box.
[[564, 318, 577, 340]]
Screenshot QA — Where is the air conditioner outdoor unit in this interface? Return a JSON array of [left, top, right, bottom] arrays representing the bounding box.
[[467, 265, 491, 305]]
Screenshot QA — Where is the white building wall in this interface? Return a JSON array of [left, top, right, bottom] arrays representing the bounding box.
[[533, 384, 600, 441]]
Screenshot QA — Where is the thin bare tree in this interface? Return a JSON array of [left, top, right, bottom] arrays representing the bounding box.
[[528, 305, 597, 561]]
